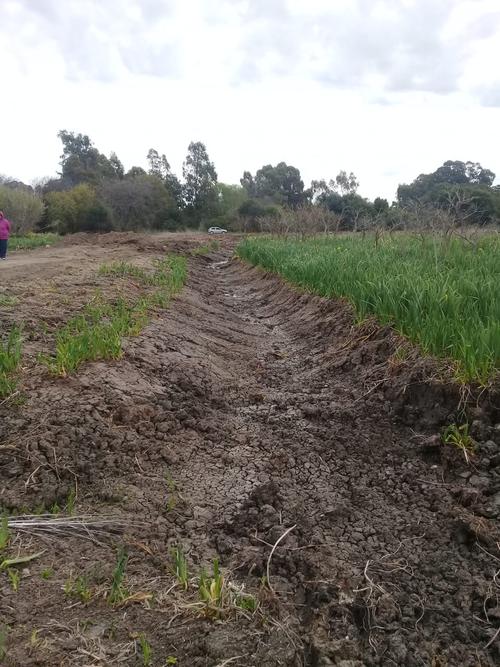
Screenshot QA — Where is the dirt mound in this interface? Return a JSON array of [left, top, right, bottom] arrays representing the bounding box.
[[1, 244, 499, 665]]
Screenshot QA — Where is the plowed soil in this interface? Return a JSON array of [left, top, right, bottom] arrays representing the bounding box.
[[1, 233, 499, 667]]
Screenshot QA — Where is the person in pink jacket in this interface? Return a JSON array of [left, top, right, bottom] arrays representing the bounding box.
[[0, 211, 12, 260]]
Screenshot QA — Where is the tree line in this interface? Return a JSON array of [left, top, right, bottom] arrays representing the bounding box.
[[0, 130, 499, 235]]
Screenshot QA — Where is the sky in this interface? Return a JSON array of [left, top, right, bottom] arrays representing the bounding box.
[[1, 0, 499, 201]]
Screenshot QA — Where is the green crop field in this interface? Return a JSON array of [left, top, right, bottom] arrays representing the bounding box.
[[238, 234, 500, 384], [9, 233, 60, 251]]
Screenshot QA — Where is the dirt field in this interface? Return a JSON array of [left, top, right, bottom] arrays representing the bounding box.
[[1, 233, 499, 666]]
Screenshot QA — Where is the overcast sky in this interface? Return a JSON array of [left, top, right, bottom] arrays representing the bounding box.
[[1, 0, 499, 200]]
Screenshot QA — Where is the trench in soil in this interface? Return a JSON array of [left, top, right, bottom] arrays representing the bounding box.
[[0, 241, 499, 666]]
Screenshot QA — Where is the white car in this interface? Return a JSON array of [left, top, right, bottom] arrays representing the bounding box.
[[208, 226, 227, 234]]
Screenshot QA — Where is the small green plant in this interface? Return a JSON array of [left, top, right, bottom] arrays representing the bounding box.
[[138, 634, 152, 666], [0, 517, 9, 551], [442, 423, 476, 463], [191, 244, 210, 256], [0, 295, 18, 307], [0, 327, 22, 398], [172, 548, 189, 590], [7, 568, 20, 592], [108, 547, 129, 605], [165, 657, 178, 665], [199, 558, 225, 616], [0, 624, 7, 662], [49, 501, 60, 515], [64, 575, 92, 603], [41, 568, 54, 580], [30, 629, 39, 648], [65, 487, 76, 515], [235, 593, 258, 613]]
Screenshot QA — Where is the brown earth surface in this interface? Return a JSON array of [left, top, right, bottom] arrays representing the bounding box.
[[0, 233, 499, 666]]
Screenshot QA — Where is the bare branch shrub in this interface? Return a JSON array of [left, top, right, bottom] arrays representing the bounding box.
[[259, 205, 340, 237]]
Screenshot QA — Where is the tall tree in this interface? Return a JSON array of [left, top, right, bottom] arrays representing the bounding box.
[[397, 160, 498, 224], [242, 162, 306, 208], [147, 148, 171, 180], [147, 148, 183, 207], [109, 152, 124, 179], [182, 141, 218, 217], [240, 171, 257, 197], [57, 130, 121, 185], [334, 170, 359, 195]]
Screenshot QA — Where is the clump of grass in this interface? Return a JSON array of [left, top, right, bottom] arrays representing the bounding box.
[[197, 558, 258, 618], [0, 625, 8, 662], [138, 634, 152, 666], [1, 550, 44, 594], [191, 244, 210, 256], [169, 549, 258, 619], [0, 295, 18, 307], [10, 233, 60, 251], [442, 423, 476, 463], [99, 261, 149, 282], [172, 547, 189, 590], [64, 574, 92, 603], [0, 327, 22, 398], [6, 568, 20, 592], [64, 487, 76, 515], [238, 234, 500, 384], [198, 558, 225, 616], [99, 256, 187, 291], [0, 517, 9, 551], [108, 547, 129, 605], [43, 255, 187, 377], [191, 239, 221, 256], [235, 592, 258, 613], [41, 298, 147, 376]]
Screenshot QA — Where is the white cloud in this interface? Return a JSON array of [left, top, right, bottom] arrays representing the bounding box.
[[0, 0, 499, 200]]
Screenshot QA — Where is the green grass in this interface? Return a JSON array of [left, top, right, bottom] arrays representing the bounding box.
[[99, 256, 187, 289], [191, 239, 220, 255], [0, 295, 18, 308], [442, 423, 476, 463], [0, 327, 22, 397], [98, 261, 149, 282], [238, 234, 500, 384], [138, 634, 152, 666], [9, 233, 60, 251], [108, 547, 129, 605], [64, 575, 92, 603], [172, 547, 189, 590], [0, 517, 9, 551], [42, 255, 187, 377]]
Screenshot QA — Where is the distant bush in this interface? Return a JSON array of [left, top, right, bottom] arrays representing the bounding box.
[[0, 184, 44, 234], [259, 205, 340, 236], [44, 184, 113, 234], [100, 175, 181, 231]]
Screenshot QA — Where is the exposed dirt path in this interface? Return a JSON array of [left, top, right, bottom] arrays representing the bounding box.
[[1, 239, 499, 666]]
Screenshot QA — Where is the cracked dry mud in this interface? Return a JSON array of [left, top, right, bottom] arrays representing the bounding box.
[[1, 236, 499, 666]]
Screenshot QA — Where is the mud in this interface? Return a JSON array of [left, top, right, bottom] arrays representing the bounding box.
[[0, 235, 499, 666]]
